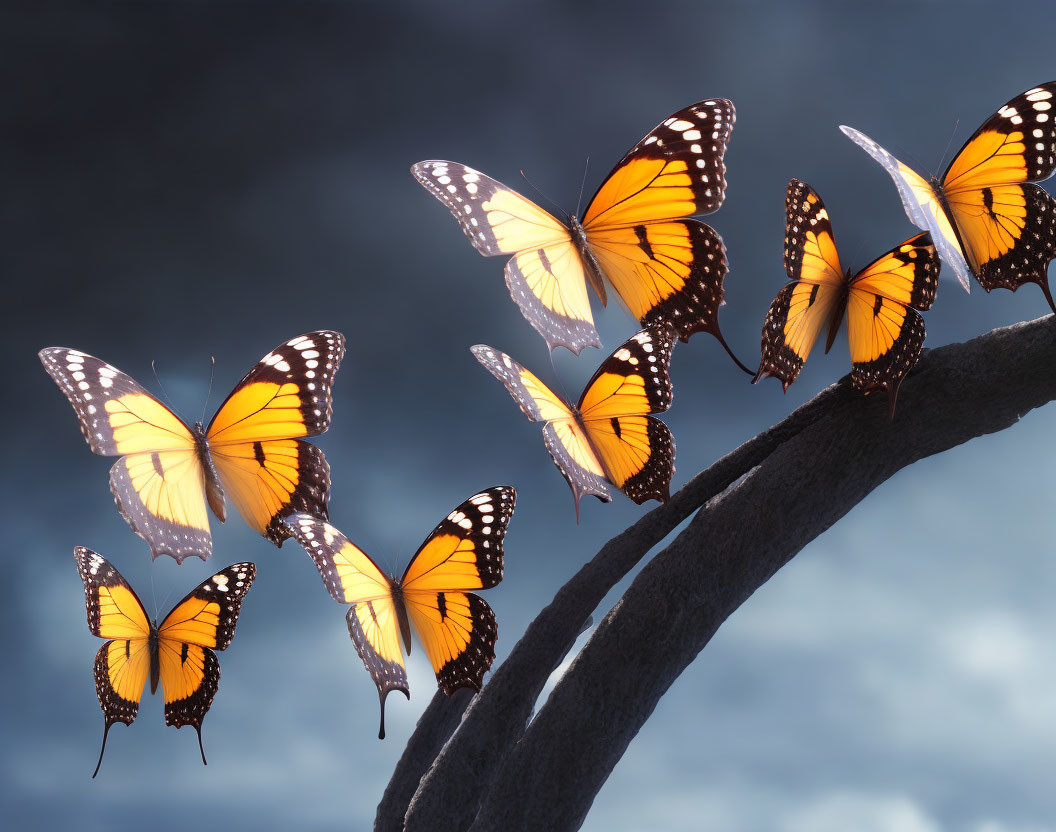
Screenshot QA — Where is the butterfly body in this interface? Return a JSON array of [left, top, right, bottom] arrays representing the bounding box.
[[413, 99, 746, 368], [841, 82, 1056, 309], [42, 331, 345, 562]]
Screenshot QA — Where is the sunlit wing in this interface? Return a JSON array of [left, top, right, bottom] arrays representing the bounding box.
[[471, 344, 610, 513], [74, 547, 152, 777], [839, 125, 973, 292], [847, 233, 940, 414], [285, 514, 408, 738], [504, 239, 600, 353], [41, 348, 210, 562], [400, 486, 515, 695], [412, 161, 598, 352], [577, 325, 677, 504], [582, 98, 735, 228], [755, 180, 846, 389], [156, 562, 256, 762], [109, 451, 211, 563]]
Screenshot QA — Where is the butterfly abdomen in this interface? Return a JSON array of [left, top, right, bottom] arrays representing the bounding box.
[[148, 626, 160, 695], [569, 214, 609, 305], [193, 422, 227, 523], [389, 582, 413, 656]]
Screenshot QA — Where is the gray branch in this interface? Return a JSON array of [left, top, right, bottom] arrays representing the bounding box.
[[378, 315, 1056, 831], [468, 314, 1056, 831]]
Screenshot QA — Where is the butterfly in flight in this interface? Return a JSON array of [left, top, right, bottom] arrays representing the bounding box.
[[74, 547, 256, 777], [473, 324, 677, 517], [412, 99, 749, 370], [840, 81, 1056, 310], [754, 179, 940, 416], [41, 332, 345, 562], [285, 486, 516, 739]]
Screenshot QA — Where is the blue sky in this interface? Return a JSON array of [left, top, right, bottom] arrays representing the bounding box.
[[4, 2, 1056, 830]]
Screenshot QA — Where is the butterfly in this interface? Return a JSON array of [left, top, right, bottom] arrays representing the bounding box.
[[73, 547, 256, 777], [285, 485, 516, 739], [473, 323, 676, 517], [40, 332, 345, 563], [754, 179, 940, 416], [840, 82, 1056, 310], [412, 99, 749, 370]]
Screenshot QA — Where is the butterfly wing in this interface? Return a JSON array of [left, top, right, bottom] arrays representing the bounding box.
[[586, 219, 734, 343], [74, 547, 152, 776], [581, 98, 735, 228], [412, 160, 598, 353], [940, 83, 1056, 308], [285, 514, 408, 739], [755, 180, 847, 389], [401, 486, 515, 695], [155, 562, 256, 762], [839, 125, 973, 292], [576, 325, 677, 504], [847, 233, 940, 414], [41, 348, 210, 562], [471, 345, 611, 513], [207, 331, 344, 545]]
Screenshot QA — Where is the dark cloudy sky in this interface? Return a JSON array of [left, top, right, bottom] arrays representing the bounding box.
[[4, 2, 1056, 830]]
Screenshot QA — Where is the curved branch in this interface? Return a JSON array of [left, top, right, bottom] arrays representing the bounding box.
[[468, 314, 1056, 831], [394, 357, 856, 831]]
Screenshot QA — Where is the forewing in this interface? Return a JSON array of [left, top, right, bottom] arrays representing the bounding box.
[[401, 486, 516, 593], [40, 347, 195, 456], [582, 98, 735, 227], [212, 439, 331, 546], [850, 232, 940, 311], [74, 547, 151, 640], [158, 562, 256, 651], [284, 514, 394, 605], [783, 179, 844, 284], [470, 345, 576, 423], [943, 82, 1056, 191], [840, 125, 973, 291], [411, 161, 570, 256], [207, 331, 345, 444], [577, 325, 676, 419]]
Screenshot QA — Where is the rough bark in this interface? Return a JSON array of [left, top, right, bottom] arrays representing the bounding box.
[[469, 314, 1056, 831], [379, 315, 1056, 832]]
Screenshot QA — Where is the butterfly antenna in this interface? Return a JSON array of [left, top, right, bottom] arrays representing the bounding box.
[[935, 118, 960, 177], [92, 722, 112, 778], [200, 355, 216, 425], [151, 360, 185, 423], [575, 156, 590, 218], [519, 170, 567, 218]]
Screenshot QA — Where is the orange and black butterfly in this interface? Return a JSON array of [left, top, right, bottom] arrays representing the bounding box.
[[841, 82, 1056, 309], [41, 332, 345, 562], [412, 99, 748, 370], [74, 547, 256, 776], [754, 180, 940, 415], [473, 324, 676, 516], [285, 486, 515, 739]]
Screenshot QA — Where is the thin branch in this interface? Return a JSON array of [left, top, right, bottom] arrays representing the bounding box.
[[392, 358, 855, 831], [467, 314, 1056, 832]]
